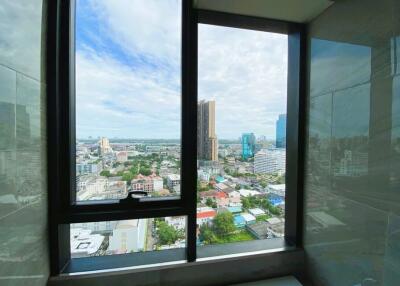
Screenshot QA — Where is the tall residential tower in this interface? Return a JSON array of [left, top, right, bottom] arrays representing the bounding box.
[[276, 114, 287, 148], [198, 100, 218, 161], [241, 133, 256, 160]]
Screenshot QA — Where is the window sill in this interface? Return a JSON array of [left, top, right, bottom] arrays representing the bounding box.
[[62, 238, 291, 274], [197, 237, 290, 260], [50, 239, 305, 286]]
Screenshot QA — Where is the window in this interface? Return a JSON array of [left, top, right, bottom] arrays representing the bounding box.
[[47, 1, 304, 274], [70, 217, 186, 258], [75, 0, 182, 202], [196, 25, 288, 254]]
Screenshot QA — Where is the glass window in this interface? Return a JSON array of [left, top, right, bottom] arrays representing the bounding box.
[[74, 0, 182, 201], [197, 24, 288, 249], [70, 216, 186, 258]]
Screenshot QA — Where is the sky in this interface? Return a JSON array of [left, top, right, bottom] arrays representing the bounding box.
[[75, 0, 288, 140]]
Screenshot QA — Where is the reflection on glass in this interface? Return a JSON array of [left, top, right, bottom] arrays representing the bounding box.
[[70, 216, 186, 258], [306, 26, 400, 284], [75, 0, 182, 201], [196, 24, 288, 248]]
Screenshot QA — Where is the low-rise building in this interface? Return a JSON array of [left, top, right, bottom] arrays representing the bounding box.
[[131, 174, 163, 193], [246, 222, 269, 239], [234, 213, 256, 228], [248, 208, 266, 217], [265, 217, 285, 238], [215, 183, 230, 192], [227, 190, 241, 205], [238, 189, 261, 197], [199, 190, 229, 207], [196, 207, 217, 226]]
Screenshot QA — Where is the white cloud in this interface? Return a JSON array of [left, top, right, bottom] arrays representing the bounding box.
[[198, 25, 287, 139], [85, 0, 181, 68], [76, 1, 288, 140], [76, 50, 180, 139]]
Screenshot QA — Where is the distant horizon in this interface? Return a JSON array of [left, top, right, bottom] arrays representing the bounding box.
[[76, 136, 278, 142]]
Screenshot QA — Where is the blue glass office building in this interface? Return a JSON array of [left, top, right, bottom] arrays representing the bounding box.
[[241, 133, 256, 160], [276, 114, 286, 148]]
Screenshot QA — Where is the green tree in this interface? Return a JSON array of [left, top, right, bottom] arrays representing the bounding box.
[[157, 221, 179, 245], [205, 198, 217, 208], [140, 167, 151, 176], [129, 166, 138, 176], [269, 205, 282, 216], [122, 172, 134, 182], [199, 224, 218, 244], [100, 170, 111, 177], [213, 212, 236, 238], [276, 174, 285, 184]]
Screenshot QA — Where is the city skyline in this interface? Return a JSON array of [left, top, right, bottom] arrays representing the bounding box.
[[75, 0, 287, 140], [76, 111, 286, 142]]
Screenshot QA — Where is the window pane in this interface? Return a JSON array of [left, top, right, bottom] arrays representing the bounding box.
[[75, 0, 182, 201], [70, 216, 186, 258], [197, 25, 287, 252]]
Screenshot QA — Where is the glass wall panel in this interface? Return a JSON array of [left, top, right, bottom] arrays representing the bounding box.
[[70, 216, 186, 258], [75, 0, 182, 201], [196, 24, 288, 253], [304, 0, 400, 285]]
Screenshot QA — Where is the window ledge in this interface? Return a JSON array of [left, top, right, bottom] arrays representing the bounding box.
[[49, 243, 305, 286]]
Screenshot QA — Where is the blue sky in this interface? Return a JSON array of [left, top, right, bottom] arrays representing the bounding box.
[[75, 0, 288, 140]]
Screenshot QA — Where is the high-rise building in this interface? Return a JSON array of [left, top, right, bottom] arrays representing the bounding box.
[[276, 114, 287, 148], [98, 137, 113, 155], [198, 100, 218, 161], [241, 133, 256, 160], [254, 148, 286, 175]]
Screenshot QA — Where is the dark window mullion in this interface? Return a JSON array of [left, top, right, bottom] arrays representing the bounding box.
[[181, 0, 198, 262]]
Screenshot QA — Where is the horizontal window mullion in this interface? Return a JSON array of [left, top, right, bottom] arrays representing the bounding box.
[[58, 205, 189, 224]]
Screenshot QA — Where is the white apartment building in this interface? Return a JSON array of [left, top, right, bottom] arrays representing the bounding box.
[[108, 219, 147, 254], [198, 169, 210, 182], [116, 151, 128, 162], [73, 221, 118, 234], [254, 149, 286, 175], [76, 161, 102, 175], [267, 184, 286, 197], [167, 174, 180, 188], [70, 228, 104, 258], [76, 176, 108, 200], [165, 216, 186, 230]]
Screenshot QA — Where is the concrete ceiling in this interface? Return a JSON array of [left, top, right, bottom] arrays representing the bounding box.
[[194, 0, 334, 23]]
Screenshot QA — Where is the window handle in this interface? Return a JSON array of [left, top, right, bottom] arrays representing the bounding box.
[[119, 191, 148, 203]]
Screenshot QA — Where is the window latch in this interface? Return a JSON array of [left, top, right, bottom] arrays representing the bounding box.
[[119, 191, 148, 203]]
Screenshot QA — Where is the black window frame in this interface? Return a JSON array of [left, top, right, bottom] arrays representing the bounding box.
[[47, 0, 305, 275]]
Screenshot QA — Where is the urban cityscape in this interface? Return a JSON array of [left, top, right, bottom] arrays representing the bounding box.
[[71, 100, 288, 258]]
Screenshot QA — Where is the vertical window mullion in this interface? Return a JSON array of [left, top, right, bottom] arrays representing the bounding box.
[[181, 0, 198, 262]]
